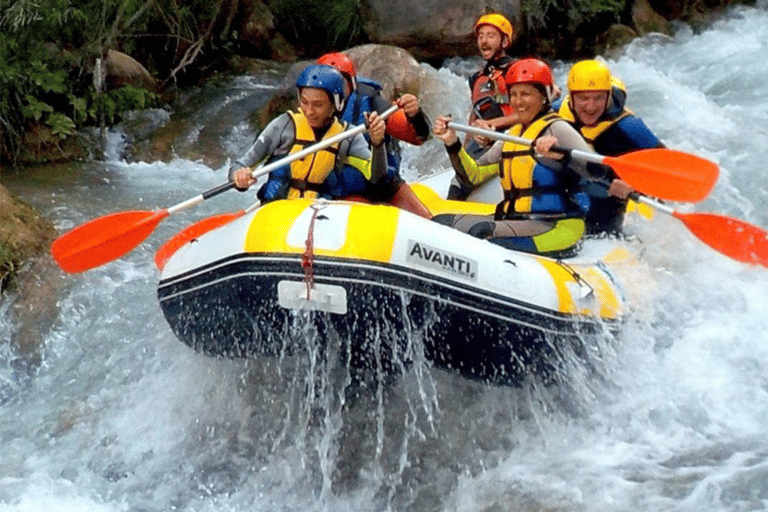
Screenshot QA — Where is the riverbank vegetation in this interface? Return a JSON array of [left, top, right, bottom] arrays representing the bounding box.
[[0, 0, 243, 166], [0, 0, 754, 168]]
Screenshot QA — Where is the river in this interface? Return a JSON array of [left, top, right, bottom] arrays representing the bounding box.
[[3, 5, 768, 511]]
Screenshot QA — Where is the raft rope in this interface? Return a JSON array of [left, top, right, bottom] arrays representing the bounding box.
[[556, 259, 595, 297], [301, 204, 323, 299]]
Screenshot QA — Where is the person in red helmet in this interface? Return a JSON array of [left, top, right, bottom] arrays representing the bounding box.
[[433, 59, 628, 256], [449, 13, 562, 200], [317, 52, 433, 218]]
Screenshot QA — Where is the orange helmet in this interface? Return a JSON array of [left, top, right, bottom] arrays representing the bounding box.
[[317, 52, 357, 90], [474, 13, 513, 42], [505, 58, 556, 102]]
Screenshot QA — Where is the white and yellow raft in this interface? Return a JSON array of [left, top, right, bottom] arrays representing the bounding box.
[[157, 179, 629, 385]]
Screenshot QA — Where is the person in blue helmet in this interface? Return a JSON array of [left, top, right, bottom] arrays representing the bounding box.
[[229, 64, 386, 201], [553, 59, 664, 235], [317, 52, 433, 218]]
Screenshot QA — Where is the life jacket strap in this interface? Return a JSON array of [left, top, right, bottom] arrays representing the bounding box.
[[289, 179, 325, 193]]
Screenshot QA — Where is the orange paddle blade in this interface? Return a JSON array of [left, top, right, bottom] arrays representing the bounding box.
[[154, 211, 244, 270], [606, 149, 719, 203], [675, 211, 768, 267], [51, 210, 169, 273]]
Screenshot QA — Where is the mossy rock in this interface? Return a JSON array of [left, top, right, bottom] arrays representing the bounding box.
[[0, 184, 57, 293]]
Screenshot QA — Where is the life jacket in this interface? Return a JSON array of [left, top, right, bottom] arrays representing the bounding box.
[[285, 110, 347, 199], [340, 77, 403, 189], [470, 57, 514, 121], [557, 87, 633, 146], [341, 78, 380, 127], [497, 112, 578, 218]]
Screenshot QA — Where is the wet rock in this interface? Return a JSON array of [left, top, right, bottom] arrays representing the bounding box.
[[104, 49, 158, 91], [632, 0, 674, 36], [0, 184, 60, 366], [600, 24, 640, 59], [259, 44, 461, 126], [362, 0, 522, 61]]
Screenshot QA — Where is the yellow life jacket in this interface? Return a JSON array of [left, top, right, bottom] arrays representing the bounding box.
[[499, 112, 568, 216], [286, 110, 347, 199], [557, 97, 633, 146]]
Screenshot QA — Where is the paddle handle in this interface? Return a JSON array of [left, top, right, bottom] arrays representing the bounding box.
[[448, 121, 608, 164], [167, 105, 399, 216], [632, 194, 673, 215]]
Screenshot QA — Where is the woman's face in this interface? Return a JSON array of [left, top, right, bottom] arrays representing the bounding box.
[[508, 83, 546, 125]]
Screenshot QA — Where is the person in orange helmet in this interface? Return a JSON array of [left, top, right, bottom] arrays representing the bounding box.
[[449, 13, 517, 199], [467, 14, 516, 133]]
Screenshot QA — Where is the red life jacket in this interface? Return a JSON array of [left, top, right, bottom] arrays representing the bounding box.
[[470, 57, 515, 121]]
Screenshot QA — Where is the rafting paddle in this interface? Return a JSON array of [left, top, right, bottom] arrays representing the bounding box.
[[153, 201, 261, 270], [448, 122, 719, 203], [52, 105, 399, 273], [634, 195, 768, 267]]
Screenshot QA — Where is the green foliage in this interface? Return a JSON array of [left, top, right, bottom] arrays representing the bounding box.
[[0, 0, 235, 164], [268, 0, 366, 55], [0, 242, 16, 293], [522, 0, 624, 31]]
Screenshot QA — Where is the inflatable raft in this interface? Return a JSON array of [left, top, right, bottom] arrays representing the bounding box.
[[157, 183, 628, 385]]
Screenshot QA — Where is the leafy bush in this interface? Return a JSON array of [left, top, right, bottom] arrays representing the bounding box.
[[0, 0, 238, 164], [267, 0, 366, 55]]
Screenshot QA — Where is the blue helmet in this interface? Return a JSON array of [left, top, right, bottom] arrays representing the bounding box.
[[296, 64, 346, 112]]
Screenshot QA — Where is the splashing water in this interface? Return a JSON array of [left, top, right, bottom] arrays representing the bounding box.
[[4, 6, 768, 511]]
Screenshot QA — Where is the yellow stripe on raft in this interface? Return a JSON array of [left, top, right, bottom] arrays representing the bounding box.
[[626, 198, 655, 220], [244, 199, 399, 263], [537, 258, 623, 319], [410, 182, 496, 216]]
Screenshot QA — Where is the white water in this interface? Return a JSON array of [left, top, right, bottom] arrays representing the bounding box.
[[4, 5, 768, 510]]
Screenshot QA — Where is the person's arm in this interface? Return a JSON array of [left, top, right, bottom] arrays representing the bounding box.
[[537, 120, 595, 180], [228, 113, 294, 189], [539, 120, 632, 200], [342, 112, 387, 183], [481, 114, 517, 131], [375, 93, 431, 145], [615, 115, 665, 150], [433, 115, 499, 187]]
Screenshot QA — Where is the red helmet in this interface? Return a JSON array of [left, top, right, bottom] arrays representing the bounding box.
[[505, 58, 556, 102], [317, 52, 357, 90]]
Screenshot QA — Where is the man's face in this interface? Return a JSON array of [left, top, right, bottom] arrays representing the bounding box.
[[299, 88, 336, 128], [476, 25, 507, 61], [571, 90, 610, 127]]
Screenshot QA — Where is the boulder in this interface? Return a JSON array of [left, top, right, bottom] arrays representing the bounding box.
[[362, 0, 522, 61], [632, 0, 673, 36], [236, 0, 297, 61], [104, 49, 158, 91], [0, 183, 60, 367], [258, 44, 467, 126], [0, 184, 57, 276]]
